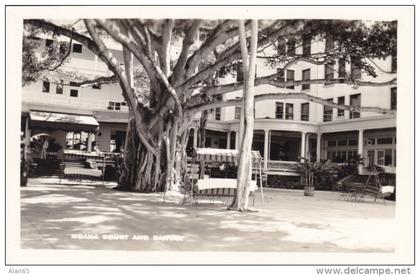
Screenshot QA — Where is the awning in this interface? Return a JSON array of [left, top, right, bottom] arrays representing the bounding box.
[[93, 111, 129, 123], [29, 111, 99, 132], [193, 148, 262, 163]]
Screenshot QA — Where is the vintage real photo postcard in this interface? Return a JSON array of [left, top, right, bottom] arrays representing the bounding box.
[[5, 5, 415, 265]]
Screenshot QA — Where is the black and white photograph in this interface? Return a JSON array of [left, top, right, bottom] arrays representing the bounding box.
[[4, 4, 415, 268]]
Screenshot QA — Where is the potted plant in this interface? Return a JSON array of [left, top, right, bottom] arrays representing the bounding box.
[[297, 158, 340, 196], [296, 157, 316, 196]]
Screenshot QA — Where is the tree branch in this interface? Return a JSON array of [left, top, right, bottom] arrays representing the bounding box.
[[199, 77, 397, 98], [186, 92, 396, 116], [185, 20, 241, 77], [172, 19, 202, 85], [95, 19, 183, 119], [73, 75, 117, 87], [159, 19, 174, 77]]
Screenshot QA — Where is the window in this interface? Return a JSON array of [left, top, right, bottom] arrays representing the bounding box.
[[349, 94, 361, 119], [338, 140, 347, 146], [302, 69, 310, 90], [277, 40, 286, 56], [301, 103, 309, 121], [323, 99, 333, 122], [45, 39, 53, 47], [108, 101, 122, 111], [391, 87, 397, 110], [285, 103, 294, 120], [324, 63, 334, 81], [348, 139, 358, 146], [394, 149, 396, 167], [338, 58, 346, 78], [287, 39, 295, 57], [215, 108, 221, 120], [42, 81, 50, 93], [302, 35, 311, 57], [218, 66, 227, 78], [351, 57, 361, 79], [56, 81, 63, 94], [199, 31, 207, 42], [327, 140, 337, 147], [337, 96, 345, 117], [69, 81, 80, 87], [391, 47, 397, 73], [286, 70, 294, 89], [70, 89, 78, 97], [92, 83, 101, 89], [377, 137, 394, 145], [236, 62, 243, 82], [234, 106, 241, 119], [377, 150, 385, 166], [275, 102, 284, 119], [59, 43, 67, 55], [367, 150, 375, 167], [325, 35, 334, 52], [276, 68, 284, 82], [72, 43, 83, 53], [66, 131, 80, 149], [327, 151, 333, 160], [66, 131, 88, 150], [385, 149, 393, 166]]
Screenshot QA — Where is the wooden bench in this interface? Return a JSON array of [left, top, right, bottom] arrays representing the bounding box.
[[61, 161, 103, 180], [193, 178, 257, 203]]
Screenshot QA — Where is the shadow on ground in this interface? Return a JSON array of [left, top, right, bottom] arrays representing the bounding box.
[[20, 178, 395, 252]]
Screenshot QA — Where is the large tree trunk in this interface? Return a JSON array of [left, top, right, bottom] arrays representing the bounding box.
[[116, 112, 189, 193], [116, 116, 164, 192], [229, 20, 258, 211]]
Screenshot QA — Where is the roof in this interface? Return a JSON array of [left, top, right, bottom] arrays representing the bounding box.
[[193, 148, 262, 162], [93, 111, 129, 123], [29, 111, 99, 132]]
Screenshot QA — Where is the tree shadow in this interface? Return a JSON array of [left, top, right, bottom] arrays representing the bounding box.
[[20, 180, 395, 252]]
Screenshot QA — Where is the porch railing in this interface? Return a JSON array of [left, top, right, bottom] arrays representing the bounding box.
[[267, 160, 300, 172]]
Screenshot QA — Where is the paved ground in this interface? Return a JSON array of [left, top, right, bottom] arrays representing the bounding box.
[[21, 177, 395, 252]]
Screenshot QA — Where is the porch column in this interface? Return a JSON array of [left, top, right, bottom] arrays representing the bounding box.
[[24, 116, 31, 146], [306, 133, 311, 161], [226, 131, 231, 149], [263, 129, 270, 169], [235, 131, 239, 149], [87, 132, 94, 152], [193, 128, 198, 148], [358, 129, 364, 173], [316, 132, 322, 162], [300, 132, 306, 161]]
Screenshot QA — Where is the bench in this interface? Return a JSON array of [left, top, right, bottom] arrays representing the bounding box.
[[193, 178, 257, 203], [61, 161, 103, 180], [63, 167, 102, 178]]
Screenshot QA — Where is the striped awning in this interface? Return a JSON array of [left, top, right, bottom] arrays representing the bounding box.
[[30, 111, 99, 132], [193, 148, 262, 163]]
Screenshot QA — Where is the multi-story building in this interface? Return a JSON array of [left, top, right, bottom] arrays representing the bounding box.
[[21, 30, 397, 176]]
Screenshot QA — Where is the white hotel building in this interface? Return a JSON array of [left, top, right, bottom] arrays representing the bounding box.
[[21, 31, 397, 176]]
